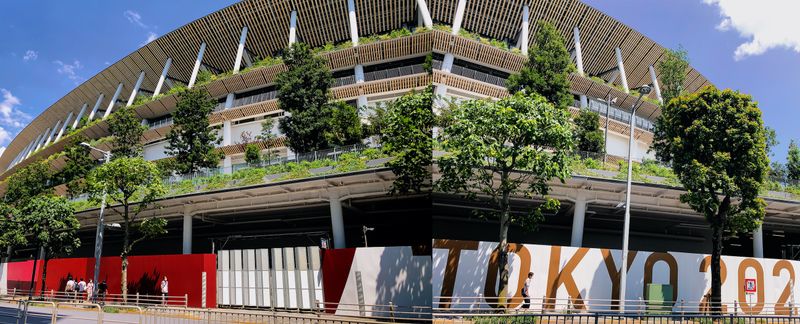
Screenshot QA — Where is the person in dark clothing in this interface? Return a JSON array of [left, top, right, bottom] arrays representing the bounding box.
[[96, 280, 108, 304], [522, 272, 533, 309]]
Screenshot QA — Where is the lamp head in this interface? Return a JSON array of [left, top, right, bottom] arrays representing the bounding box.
[[638, 84, 652, 95], [80, 142, 91, 147]]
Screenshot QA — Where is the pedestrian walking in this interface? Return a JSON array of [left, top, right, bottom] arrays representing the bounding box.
[[77, 278, 86, 300], [522, 272, 532, 309], [97, 280, 108, 305], [85, 280, 94, 303], [64, 276, 75, 301], [160, 276, 169, 305]]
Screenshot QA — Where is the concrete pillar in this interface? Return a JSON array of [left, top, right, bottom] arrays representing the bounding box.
[[222, 94, 234, 174], [579, 95, 588, 108], [347, 0, 359, 45], [573, 27, 585, 76], [615, 48, 629, 93], [126, 71, 146, 106], [329, 192, 346, 249], [43, 121, 61, 147], [451, 0, 467, 35], [289, 11, 298, 45], [233, 26, 249, 73], [570, 193, 587, 247], [753, 225, 764, 258], [25, 134, 42, 158], [34, 128, 50, 151], [416, 0, 433, 28], [153, 58, 172, 97], [72, 103, 87, 130], [54, 111, 74, 142], [519, 6, 529, 54], [188, 42, 207, 88], [183, 212, 193, 255], [442, 53, 455, 73], [649, 65, 663, 104], [86, 94, 104, 122], [103, 83, 124, 118], [355, 64, 367, 107]]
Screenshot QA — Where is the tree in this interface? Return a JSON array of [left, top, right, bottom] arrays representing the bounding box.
[[436, 93, 573, 306], [652, 87, 767, 313], [61, 135, 97, 196], [86, 157, 167, 300], [506, 21, 574, 108], [256, 117, 280, 164], [165, 87, 221, 174], [770, 161, 788, 184], [574, 110, 604, 153], [276, 42, 335, 152], [788, 140, 800, 181], [364, 103, 389, 138], [764, 126, 778, 158], [108, 106, 146, 159], [382, 88, 434, 194], [657, 47, 690, 104], [0, 203, 25, 259], [18, 195, 80, 296], [5, 160, 52, 206], [327, 101, 363, 147], [244, 144, 261, 166]]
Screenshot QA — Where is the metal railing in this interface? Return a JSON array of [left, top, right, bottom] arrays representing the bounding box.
[[4, 288, 188, 307], [315, 301, 432, 322], [434, 296, 800, 316], [437, 312, 800, 324]]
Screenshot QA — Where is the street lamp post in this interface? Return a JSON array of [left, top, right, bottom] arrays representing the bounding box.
[[617, 85, 651, 313], [81, 142, 111, 302]]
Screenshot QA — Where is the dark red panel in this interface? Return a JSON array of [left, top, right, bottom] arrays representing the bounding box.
[[320, 248, 356, 313]]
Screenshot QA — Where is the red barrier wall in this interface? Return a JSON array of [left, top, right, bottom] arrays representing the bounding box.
[[5, 254, 216, 308], [320, 248, 356, 313]]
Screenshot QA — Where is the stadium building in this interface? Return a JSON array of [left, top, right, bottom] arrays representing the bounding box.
[[0, 0, 798, 316]]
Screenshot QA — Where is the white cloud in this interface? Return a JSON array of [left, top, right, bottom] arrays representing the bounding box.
[[54, 60, 83, 83], [0, 89, 31, 130], [0, 146, 6, 159], [23, 50, 37, 62], [703, 0, 800, 60], [124, 10, 148, 29], [141, 31, 158, 46]]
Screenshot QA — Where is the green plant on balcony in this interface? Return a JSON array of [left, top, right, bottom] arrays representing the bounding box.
[[240, 56, 284, 74], [432, 24, 452, 33], [166, 82, 187, 95]]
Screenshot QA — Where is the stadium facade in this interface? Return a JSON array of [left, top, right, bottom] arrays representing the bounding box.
[[1, 0, 799, 315]]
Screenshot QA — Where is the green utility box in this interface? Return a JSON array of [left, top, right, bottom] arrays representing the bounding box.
[[645, 284, 674, 314]]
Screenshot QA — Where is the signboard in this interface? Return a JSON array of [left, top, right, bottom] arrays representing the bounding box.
[[745, 278, 757, 295]]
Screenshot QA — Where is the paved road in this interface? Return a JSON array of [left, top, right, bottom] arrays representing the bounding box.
[[0, 301, 144, 323]]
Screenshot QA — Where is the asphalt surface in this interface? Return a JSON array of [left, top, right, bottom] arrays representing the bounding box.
[[0, 301, 145, 323]]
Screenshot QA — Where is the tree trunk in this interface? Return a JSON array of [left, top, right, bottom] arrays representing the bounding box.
[[121, 255, 128, 303], [39, 253, 48, 298], [497, 171, 511, 310], [121, 203, 130, 303], [27, 246, 41, 300], [710, 196, 730, 315]]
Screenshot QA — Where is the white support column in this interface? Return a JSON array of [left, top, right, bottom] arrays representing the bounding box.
[[289, 11, 298, 45], [451, 0, 467, 35], [222, 93, 234, 174], [13, 141, 34, 165], [25, 134, 42, 158], [34, 128, 50, 151], [573, 27, 585, 76], [153, 58, 172, 98], [55, 111, 73, 142], [86, 94, 104, 122], [571, 193, 587, 247], [649, 65, 663, 104], [329, 192, 346, 249], [126, 71, 145, 106], [43, 121, 61, 147], [188, 42, 207, 88], [183, 211, 193, 255], [615, 47, 629, 93], [519, 6, 529, 54], [233, 26, 249, 73], [753, 225, 764, 258], [354, 63, 367, 108], [103, 83, 124, 118], [416, 0, 433, 28], [347, 0, 359, 45]]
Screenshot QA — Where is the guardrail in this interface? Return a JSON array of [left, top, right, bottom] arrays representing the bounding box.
[[315, 301, 432, 322], [3, 288, 188, 307], [436, 312, 800, 324], [434, 296, 800, 316]]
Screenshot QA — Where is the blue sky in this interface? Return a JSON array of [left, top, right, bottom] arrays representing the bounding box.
[[0, 1, 798, 163]]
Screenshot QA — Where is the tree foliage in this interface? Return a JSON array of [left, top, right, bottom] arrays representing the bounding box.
[[506, 21, 574, 108], [652, 86, 767, 312], [657, 47, 690, 105], [574, 110, 604, 153], [61, 134, 97, 196], [382, 88, 434, 194], [326, 101, 363, 147], [86, 157, 166, 299], [108, 106, 146, 159], [244, 144, 261, 166], [436, 93, 573, 305], [788, 140, 800, 181], [0, 204, 25, 258], [166, 87, 221, 174], [276, 42, 335, 152], [5, 160, 52, 206]]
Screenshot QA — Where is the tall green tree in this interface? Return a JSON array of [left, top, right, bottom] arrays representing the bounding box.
[[327, 101, 363, 147], [18, 195, 80, 296], [382, 88, 434, 194], [165, 87, 221, 174], [0, 203, 25, 259], [657, 47, 690, 104], [574, 110, 604, 153], [61, 135, 97, 196], [276, 42, 335, 152], [652, 87, 767, 313], [788, 140, 800, 181], [436, 93, 573, 307], [5, 160, 52, 206], [506, 21, 574, 108], [108, 106, 146, 159], [86, 157, 167, 301], [256, 117, 280, 163], [244, 144, 261, 166]]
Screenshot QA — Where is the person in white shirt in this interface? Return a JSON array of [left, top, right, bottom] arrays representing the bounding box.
[[160, 277, 169, 305], [77, 278, 86, 299], [522, 272, 533, 309], [64, 277, 76, 300]]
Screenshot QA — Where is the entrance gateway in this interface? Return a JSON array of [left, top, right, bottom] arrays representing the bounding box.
[[217, 246, 323, 309]]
